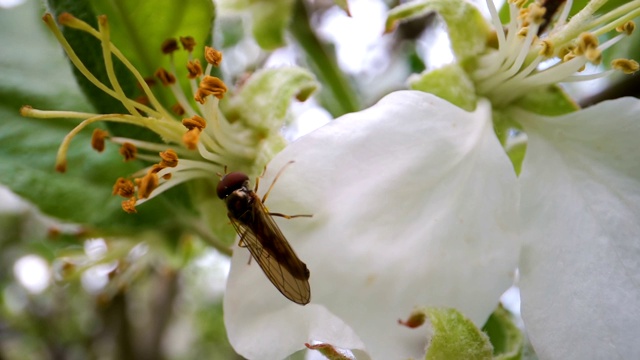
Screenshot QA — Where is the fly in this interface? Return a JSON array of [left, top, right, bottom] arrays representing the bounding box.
[[217, 161, 311, 305]]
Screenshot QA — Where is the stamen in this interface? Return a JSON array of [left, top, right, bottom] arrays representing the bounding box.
[[161, 38, 179, 54], [159, 149, 179, 167], [122, 197, 137, 213], [155, 68, 176, 86], [616, 21, 635, 35], [187, 59, 203, 79], [137, 171, 159, 199], [182, 115, 207, 130], [180, 36, 196, 52], [183, 128, 202, 149], [612, 59, 640, 73], [205, 46, 223, 67], [120, 142, 138, 161], [194, 76, 227, 104], [172, 103, 186, 116], [113, 177, 135, 198], [91, 129, 109, 152]]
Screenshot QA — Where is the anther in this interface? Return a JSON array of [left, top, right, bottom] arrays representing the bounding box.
[[138, 171, 159, 199], [612, 59, 639, 74], [172, 103, 186, 116], [205, 46, 223, 66], [187, 59, 203, 79], [119, 142, 137, 161], [122, 197, 137, 213], [194, 76, 227, 104], [155, 68, 176, 86], [113, 177, 135, 198], [159, 149, 179, 167], [182, 115, 207, 130], [161, 38, 179, 54], [616, 21, 635, 36], [180, 36, 196, 52], [183, 128, 201, 150], [91, 128, 109, 152]]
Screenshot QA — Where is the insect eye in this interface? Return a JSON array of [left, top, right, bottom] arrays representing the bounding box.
[[217, 171, 249, 199]]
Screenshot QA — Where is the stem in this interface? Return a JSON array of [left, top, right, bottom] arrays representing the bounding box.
[[288, 0, 360, 117]]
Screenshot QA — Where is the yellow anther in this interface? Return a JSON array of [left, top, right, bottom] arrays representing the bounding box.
[[161, 38, 179, 54], [205, 46, 223, 66], [183, 128, 201, 150], [137, 171, 158, 199], [180, 36, 196, 52], [172, 103, 186, 116], [612, 59, 639, 74], [539, 40, 554, 57], [187, 59, 203, 79], [119, 142, 137, 161], [527, 3, 546, 25], [113, 177, 135, 198], [182, 115, 207, 130], [616, 21, 635, 36], [154, 68, 176, 86], [91, 128, 109, 152], [194, 76, 227, 104], [159, 149, 179, 168], [122, 197, 137, 213]]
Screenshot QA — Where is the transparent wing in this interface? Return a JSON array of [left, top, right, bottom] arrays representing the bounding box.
[[229, 202, 311, 305]]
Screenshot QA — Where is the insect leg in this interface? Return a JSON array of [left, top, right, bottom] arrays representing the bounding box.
[[269, 212, 312, 219], [262, 160, 295, 204]]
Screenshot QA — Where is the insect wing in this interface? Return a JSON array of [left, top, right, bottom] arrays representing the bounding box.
[[229, 203, 311, 305]]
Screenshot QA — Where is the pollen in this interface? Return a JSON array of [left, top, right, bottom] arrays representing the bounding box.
[[119, 142, 137, 161], [539, 40, 554, 57], [576, 33, 599, 56], [159, 149, 179, 168], [182, 115, 207, 130], [526, 3, 546, 25], [205, 46, 223, 67], [113, 177, 135, 198], [122, 197, 137, 214], [137, 171, 159, 199], [194, 76, 227, 104], [91, 128, 109, 152], [180, 36, 196, 52], [161, 38, 179, 54], [187, 59, 203, 79], [616, 21, 636, 36], [172, 103, 186, 116], [183, 128, 201, 150], [612, 59, 640, 74], [155, 67, 176, 86]]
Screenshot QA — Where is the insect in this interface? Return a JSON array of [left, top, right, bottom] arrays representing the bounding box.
[[217, 161, 311, 305]]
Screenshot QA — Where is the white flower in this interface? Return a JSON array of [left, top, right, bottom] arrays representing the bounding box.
[[224, 0, 640, 359], [225, 91, 520, 359]]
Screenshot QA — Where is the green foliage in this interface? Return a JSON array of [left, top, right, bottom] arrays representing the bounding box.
[[386, 0, 491, 63], [422, 307, 494, 360]]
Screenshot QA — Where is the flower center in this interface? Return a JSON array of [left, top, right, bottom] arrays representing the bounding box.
[[473, 0, 640, 107]]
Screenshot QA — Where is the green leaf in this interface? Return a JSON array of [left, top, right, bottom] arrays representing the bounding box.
[[0, 0, 175, 233], [46, 0, 215, 139], [386, 0, 491, 62], [422, 307, 493, 360], [409, 63, 477, 111], [250, 0, 294, 50], [482, 305, 524, 360], [333, 0, 351, 16]]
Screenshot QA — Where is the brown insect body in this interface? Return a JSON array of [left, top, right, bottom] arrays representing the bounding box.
[[218, 171, 311, 305]]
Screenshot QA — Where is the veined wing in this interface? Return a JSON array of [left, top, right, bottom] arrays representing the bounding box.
[[229, 201, 311, 305]]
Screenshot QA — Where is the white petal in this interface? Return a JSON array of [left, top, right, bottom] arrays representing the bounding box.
[[517, 98, 640, 360], [224, 91, 520, 359]]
